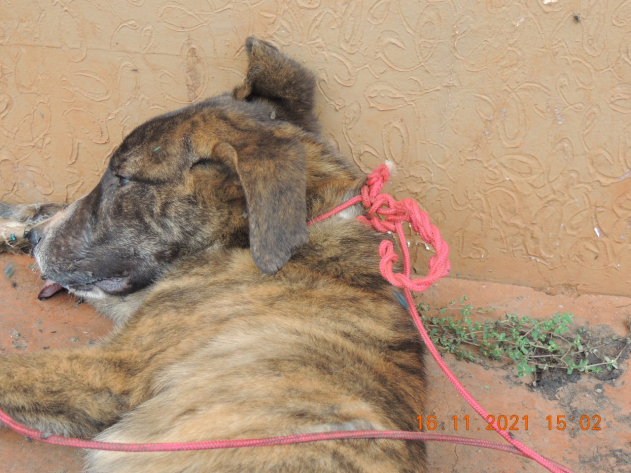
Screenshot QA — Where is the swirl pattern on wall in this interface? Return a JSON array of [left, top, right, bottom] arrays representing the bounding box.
[[1, 0, 631, 295]]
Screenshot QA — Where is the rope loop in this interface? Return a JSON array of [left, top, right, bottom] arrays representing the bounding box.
[[357, 164, 451, 290]]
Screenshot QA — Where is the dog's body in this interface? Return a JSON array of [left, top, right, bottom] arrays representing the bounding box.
[[0, 39, 426, 472]]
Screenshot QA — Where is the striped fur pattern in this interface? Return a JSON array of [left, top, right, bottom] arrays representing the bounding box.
[[0, 38, 427, 472]]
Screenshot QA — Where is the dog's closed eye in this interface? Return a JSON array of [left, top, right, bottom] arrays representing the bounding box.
[[116, 175, 131, 187]]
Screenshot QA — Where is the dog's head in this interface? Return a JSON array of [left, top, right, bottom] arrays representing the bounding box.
[[30, 96, 309, 298]]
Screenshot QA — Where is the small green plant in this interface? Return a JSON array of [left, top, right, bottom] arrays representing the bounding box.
[[417, 296, 630, 377]]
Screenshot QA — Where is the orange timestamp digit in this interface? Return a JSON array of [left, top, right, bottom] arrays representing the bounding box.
[[417, 415, 438, 430], [485, 415, 528, 431], [546, 415, 601, 430], [416, 415, 529, 431]]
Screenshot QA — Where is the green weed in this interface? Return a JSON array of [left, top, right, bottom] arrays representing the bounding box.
[[417, 296, 630, 377]]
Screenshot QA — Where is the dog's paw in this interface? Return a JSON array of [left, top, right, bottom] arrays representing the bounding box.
[[0, 218, 31, 254], [0, 202, 64, 224], [0, 203, 64, 254]]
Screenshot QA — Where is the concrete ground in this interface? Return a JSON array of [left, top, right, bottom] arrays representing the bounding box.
[[0, 253, 629, 472]]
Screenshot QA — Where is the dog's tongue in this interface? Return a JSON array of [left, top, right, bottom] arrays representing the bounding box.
[[38, 280, 65, 300]]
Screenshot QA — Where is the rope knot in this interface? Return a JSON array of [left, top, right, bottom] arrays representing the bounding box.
[[358, 164, 451, 293], [365, 163, 390, 196]]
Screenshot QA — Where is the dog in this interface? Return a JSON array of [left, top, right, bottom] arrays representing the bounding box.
[[0, 38, 427, 472]]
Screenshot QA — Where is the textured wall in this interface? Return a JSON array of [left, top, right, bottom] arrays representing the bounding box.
[[1, 1, 631, 296]]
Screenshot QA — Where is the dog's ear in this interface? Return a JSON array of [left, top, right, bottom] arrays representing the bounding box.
[[210, 139, 308, 275], [233, 37, 320, 133]]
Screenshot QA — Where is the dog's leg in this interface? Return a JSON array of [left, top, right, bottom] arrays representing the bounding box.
[[0, 202, 64, 254], [233, 37, 320, 133], [0, 347, 148, 438]]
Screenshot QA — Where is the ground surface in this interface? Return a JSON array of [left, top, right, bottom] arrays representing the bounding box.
[[0, 253, 629, 472]]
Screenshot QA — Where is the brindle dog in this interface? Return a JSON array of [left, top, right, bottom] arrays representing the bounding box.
[[0, 38, 426, 472]]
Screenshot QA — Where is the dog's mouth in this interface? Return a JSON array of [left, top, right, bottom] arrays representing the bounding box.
[[38, 280, 65, 300], [38, 276, 132, 300]]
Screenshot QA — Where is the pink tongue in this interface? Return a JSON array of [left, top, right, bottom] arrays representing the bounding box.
[[38, 280, 65, 300]]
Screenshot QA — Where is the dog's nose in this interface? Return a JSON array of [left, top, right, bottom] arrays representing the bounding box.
[[28, 226, 45, 249]]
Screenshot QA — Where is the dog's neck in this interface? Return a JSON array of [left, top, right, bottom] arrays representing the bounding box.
[[304, 140, 367, 222], [293, 219, 393, 294]]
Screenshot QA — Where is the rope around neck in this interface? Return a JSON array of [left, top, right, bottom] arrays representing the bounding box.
[[0, 164, 572, 473]]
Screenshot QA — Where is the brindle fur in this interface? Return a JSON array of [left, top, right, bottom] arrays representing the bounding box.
[[0, 38, 426, 472]]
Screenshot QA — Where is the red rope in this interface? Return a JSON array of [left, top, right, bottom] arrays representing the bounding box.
[[0, 408, 570, 472], [0, 164, 573, 472], [312, 165, 571, 472]]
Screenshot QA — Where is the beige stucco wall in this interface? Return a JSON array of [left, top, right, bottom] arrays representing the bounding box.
[[1, 1, 631, 295]]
